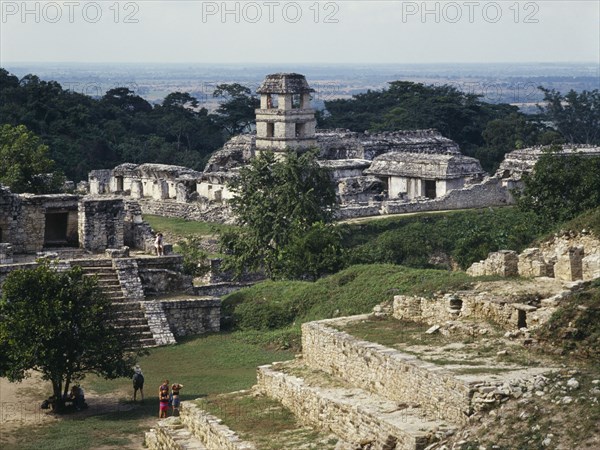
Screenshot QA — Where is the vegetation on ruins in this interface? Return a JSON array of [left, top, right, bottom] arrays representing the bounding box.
[[0, 124, 65, 193], [220, 150, 346, 280], [344, 208, 549, 270], [0, 263, 142, 412], [517, 148, 600, 223], [177, 235, 211, 276]]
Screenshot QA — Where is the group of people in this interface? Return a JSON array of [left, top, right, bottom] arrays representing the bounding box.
[[159, 379, 184, 417], [132, 366, 184, 417]]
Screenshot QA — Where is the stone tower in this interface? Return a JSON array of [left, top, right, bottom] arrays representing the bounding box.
[[255, 73, 317, 153]]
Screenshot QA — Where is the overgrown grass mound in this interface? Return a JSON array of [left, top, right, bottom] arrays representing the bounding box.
[[537, 279, 600, 359], [222, 264, 476, 332], [344, 207, 548, 269]]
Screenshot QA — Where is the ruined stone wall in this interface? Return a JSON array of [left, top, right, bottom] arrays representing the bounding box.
[[336, 177, 512, 220], [256, 363, 433, 450], [392, 294, 527, 331], [78, 198, 125, 251], [301, 317, 474, 425], [467, 233, 600, 282], [179, 401, 257, 450], [137, 198, 233, 224], [123, 200, 154, 249], [136, 256, 192, 296], [141, 300, 177, 346], [158, 298, 220, 337]]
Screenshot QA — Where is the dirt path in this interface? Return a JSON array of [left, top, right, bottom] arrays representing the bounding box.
[[0, 373, 150, 449]]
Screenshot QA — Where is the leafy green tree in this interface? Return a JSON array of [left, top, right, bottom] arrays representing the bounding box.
[[211, 83, 259, 136], [0, 263, 141, 412], [517, 146, 600, 223], [220, 150, 344, 280], [538, 88, 600, 145], [0, 124, 65, 193], [177, 235, 210, 276], [102, 87, 153, 113]]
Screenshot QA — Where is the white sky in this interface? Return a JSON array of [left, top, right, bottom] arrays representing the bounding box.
[[0, 1, 599, 64]]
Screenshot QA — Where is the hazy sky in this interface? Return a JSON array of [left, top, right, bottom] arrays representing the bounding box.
[[1, 1, 599, 64]]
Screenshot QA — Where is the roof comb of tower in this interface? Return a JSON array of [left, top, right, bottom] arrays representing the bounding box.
[[256, 73, 315, 94]]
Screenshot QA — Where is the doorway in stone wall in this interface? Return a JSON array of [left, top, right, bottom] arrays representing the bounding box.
[[44, 211, 78, 247], [424, 180, 437, 199]]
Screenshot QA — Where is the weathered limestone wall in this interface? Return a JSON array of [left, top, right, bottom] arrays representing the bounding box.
[[0, 243, 13, 264], [336, 178, 512, 220], [113, 258, 145, 300], [123, 201, 154, 250], [301, 317, 473, 425], [136, 256, 192, 296], [137, 198, 233, 224], [158, 298, 220, 337], [256, 364, 435, 450], [179, 401, 257, 450], [467, 250, 519, 277], [78, 198, 125, 251], [468, 233, 600, 282], [392, 294, 534, 331], [145, 420, 207, 450], [141, 300, 177, 346]]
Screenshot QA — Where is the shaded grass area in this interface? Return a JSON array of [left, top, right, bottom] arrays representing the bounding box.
[[1, 333, 293, 450], [198, 391, 338, 450]]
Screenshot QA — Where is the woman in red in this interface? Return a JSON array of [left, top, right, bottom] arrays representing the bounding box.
[[159, 379, 170, 418]]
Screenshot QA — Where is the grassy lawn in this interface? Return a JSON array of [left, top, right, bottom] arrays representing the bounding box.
[[1, 332, 293, 450], [144, 215, 232, 238]]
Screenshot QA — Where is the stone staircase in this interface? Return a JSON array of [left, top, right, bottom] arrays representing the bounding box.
[[75, 259, 157, 347]]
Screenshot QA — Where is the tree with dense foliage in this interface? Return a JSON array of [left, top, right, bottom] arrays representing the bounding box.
[[537, 88, 600, 145], [212, 83, 260, 136], [220, 150, 345, 280], [516, 147, 600, 223], [320, 81, 551, 172], [0, 69, 225, 180], [0, 263, 141, 412], [0, 124, 65, 193]]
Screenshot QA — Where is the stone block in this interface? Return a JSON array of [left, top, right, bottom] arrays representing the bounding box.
[[554, 246, 584, 281], [582, 253, 600, 281], [518, 248, 552, 277], [105, 246, 130, 258]]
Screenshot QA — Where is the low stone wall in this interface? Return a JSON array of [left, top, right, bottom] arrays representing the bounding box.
[[256, 364, 439, 450], [145, 419, 207, 450], [137, 198, 233, 224], [393, 294, 533, 331], [179, 401, 256, 450], [193, 282, 254, 298], [301, 317, 474, 425], [113, 258, 145, 300], [467, 250, 519, 277], [158, 298, 220, 337], [141, 300, 177, 346], [136, 256, 192, 295]]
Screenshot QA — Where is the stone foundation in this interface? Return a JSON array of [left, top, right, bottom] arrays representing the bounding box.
[[179, 401, 256, 450], [256, 363, 446, 450], [301, 317, 474, 425], [158, 298, 220, 337]]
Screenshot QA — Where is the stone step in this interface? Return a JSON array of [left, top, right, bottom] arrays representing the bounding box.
[[145, 418, 208, 450], [111, 302, 142, 312], [301, 317, 474, 425], [75, 260, 113, 268], [257, 361, 456, 450], [114, 317, 148, 326], [83, 272, 119, 281]]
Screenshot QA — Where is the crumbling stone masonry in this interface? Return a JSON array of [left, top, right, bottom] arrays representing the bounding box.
[[78, 198, 125, 252]]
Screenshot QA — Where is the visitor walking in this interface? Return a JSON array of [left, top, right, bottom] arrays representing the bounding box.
[[133, 365, 144, 402]]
